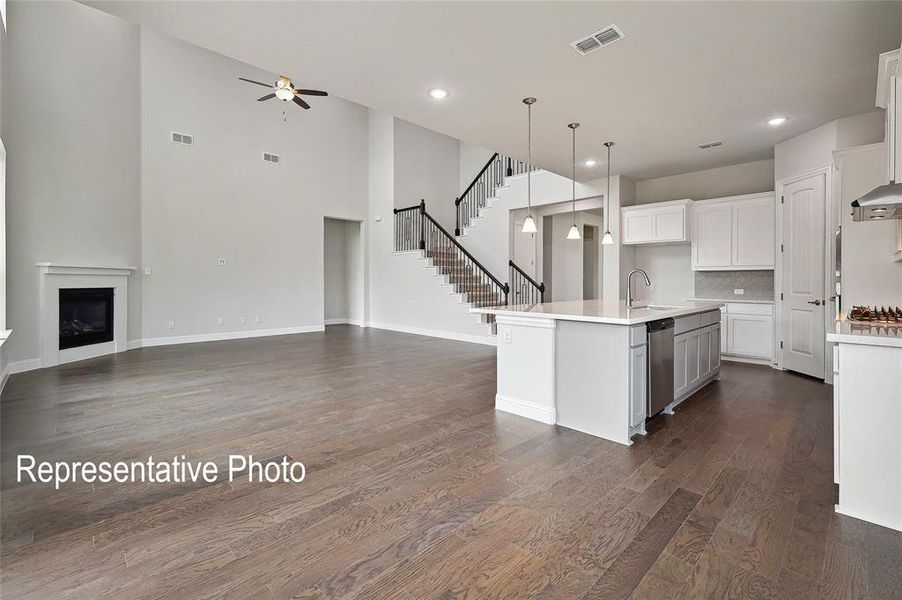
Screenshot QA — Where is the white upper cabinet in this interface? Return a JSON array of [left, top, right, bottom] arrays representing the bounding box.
[[692, 203, 732, 268], [732, 196, 775, 267], [621, 199, 691, 245], [691, 192, 775, 271]]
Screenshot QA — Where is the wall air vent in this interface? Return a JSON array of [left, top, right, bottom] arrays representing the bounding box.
[[571, 25, 625, 55], [170, 132, 194, 146], [698, 140, 723, 150], [263, 152, 280, 164]]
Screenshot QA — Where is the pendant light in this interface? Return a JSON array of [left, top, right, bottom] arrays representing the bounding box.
[[601, 141, 615, 245], [566, 123, 581, 240], [521, 97, 538, 234]]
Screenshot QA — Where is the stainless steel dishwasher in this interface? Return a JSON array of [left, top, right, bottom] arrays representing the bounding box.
[[647, 318, 675, 417]]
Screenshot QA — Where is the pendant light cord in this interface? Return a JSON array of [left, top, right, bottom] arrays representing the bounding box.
[[572, 126, 576, 222], [527, 102, 532, 216], [605, 141, 614, 235]]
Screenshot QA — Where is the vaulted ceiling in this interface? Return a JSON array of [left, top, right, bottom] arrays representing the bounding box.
[[84, 1, 902, 181]]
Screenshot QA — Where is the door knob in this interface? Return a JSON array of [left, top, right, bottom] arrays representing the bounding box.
[[807, 299, 822, 306]]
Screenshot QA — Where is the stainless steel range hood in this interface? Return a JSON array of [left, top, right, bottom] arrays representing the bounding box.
[[851, 182, 902, 221]]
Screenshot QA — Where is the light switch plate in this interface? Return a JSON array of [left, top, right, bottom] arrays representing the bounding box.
[[218, 258, 227, 266], [240, 316, 247, 325], [503, 329, 512, 343], [144, 267, 152, 276], [734, 288, 744, 295]]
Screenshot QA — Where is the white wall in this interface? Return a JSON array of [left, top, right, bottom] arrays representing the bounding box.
[[837, 144, 902, 307], [459, 141, 494, 191], [393, 118, 460, 232], [3, 1, 142, 363], [139, 28, 369, 343], [775, 111, 884, 182], [636, 159, 774, 204]]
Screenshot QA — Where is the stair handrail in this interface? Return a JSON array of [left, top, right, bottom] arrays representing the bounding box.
[[509, 260, 545, 304], [395, 200, 509, 304], [456, 152, 499, 210]]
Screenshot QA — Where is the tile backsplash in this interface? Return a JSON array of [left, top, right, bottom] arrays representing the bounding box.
[[694, 270, 774, 301]]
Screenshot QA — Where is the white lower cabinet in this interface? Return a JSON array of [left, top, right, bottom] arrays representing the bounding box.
[[720, 303, 774, 362], [673, 312, 721, 403], [726, 314, 773, 359], [629, 344, 647, 427]]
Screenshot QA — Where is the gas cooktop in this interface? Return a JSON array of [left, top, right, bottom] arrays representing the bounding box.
[[847, 305, 902, 325]]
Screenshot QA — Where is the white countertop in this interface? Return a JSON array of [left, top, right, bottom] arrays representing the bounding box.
[[827, 316, 902, 348], [471, 299, 723, 325], [689, 297, 774, 305]]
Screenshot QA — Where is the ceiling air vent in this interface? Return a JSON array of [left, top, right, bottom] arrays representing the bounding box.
[[170, 132, 194, 146], [571, 25, 625, 55], [698, 140, 723, 150], [263, 152, 280, 164]]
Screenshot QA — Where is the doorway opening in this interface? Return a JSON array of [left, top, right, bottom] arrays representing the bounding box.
[[323, 217, 364, 328], [582, 225, 599, 300]]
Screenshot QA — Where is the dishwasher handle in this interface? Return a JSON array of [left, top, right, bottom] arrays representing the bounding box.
[[647, 318, 675, 333]]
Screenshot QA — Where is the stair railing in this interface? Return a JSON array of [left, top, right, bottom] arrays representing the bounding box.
[[509, 260, 545, 305], [455, 153, 537, 236], [394, 200, 509, 307]]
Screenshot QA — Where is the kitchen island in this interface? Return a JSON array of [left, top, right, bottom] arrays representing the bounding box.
[[472, 300, 723, 445]]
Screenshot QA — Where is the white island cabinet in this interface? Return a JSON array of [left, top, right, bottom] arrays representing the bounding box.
[[472, 300, 723, 445], [827, 319, 902, 532]]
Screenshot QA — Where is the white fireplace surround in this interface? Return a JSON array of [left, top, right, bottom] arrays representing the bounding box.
[[37, 263, 136, 368]]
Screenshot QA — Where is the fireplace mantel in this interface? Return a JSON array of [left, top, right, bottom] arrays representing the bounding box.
[[36, 262, 136, 368], [36, 263, 137, 276]]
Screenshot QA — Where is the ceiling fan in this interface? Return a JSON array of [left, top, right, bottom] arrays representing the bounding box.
[[238, 75, 327, 110]]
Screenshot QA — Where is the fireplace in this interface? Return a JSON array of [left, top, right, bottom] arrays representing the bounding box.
[[59, 288, 114, 350]]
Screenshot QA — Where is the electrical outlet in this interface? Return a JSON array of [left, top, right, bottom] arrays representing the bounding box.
[[168, 320, 175, 330], [144, 267, 152, 276], [218, 258, 227, 266], [503, 328, 512, 344], [734, 288, 744, 295], [217, 317, 224, 326], [255, 315, 262, 324], [240, 316, 247, 325]]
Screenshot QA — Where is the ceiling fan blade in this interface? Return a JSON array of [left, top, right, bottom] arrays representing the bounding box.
[[257, 93, 276, 102], [293, 96, 311, 110], [238, 77, 273, 88], [294, 89, 328, 97]]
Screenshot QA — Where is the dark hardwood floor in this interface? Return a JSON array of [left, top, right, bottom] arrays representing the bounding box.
[[1, 325, 899, 599]]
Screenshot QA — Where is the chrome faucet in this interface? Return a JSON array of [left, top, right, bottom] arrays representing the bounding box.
[[626, 269, 652, 308]]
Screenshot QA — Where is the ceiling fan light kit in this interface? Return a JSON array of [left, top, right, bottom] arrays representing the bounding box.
[[238, 75, 328, 111]]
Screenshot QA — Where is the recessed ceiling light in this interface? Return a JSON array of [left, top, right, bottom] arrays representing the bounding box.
[[428, 88, 449, 100], [767, 117, 787, 126], [584, 159, 597, 167]]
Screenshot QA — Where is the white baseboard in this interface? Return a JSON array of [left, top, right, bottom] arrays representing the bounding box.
[[495, 393, 556, 424], [835, 504, 901, 533], [130, 325, 325, 349], [9, 358, 41, 375], [721, 354, 772, 366], [324, 318, 364, 326], [366, 321, 496, 346]]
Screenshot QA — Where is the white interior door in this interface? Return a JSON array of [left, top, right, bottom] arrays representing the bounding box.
[[781, 173, 826, 378]]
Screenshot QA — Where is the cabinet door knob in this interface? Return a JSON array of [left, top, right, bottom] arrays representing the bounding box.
[[807, 299, 822, 306]]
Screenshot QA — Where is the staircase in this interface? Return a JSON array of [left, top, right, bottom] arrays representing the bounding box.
[[395, 201, 509, 332], [455, 153, 538, 236], [391, 153, 545, 339]]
